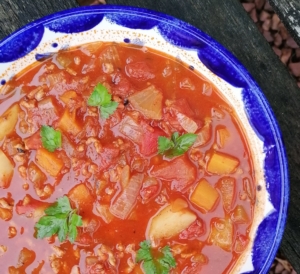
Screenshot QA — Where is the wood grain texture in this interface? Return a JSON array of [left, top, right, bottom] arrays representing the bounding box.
[[269, 0, 300, 46], [1, 0, 300, 271], [0, 0, 78, 40]]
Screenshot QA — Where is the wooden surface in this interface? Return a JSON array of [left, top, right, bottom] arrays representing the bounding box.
[[269, 0, 300, 46], [1, 0, 300, 272]]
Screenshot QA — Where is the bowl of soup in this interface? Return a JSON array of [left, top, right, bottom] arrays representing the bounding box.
[[0, 5, 288, 274]]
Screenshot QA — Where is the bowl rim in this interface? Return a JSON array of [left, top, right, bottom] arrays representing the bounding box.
[[0, 5, 289, 274]]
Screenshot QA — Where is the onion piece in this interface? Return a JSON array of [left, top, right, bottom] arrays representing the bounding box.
[[110, 173, 144, 220]]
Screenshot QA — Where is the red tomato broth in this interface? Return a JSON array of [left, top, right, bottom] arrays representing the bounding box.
[[0, 42, 255, 273]]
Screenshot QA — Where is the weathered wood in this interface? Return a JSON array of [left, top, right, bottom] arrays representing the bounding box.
[[269, 0, 300, 46], [0, 1, 78, 40], [1, 0, 300, 271]]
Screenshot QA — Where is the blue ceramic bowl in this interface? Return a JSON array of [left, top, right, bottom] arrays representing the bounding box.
[[0, 5, 288, 273]]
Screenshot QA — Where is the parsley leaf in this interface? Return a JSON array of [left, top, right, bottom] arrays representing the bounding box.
[[158, 132, 197, 157], [136, 240, 176, 274], [35, 196, 82, 243], [87, 83, 118, 119], [40, 125, 62, 152]]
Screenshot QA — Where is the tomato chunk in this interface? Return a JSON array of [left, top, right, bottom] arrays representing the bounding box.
[[150, 156, 196, 192]]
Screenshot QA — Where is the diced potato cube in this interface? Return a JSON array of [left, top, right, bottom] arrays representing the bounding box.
[[206, 151, 239, 175], [0, 104, 20, 140], [68, 183, 93, 209], [208, 218, 233, 252], [231, 205, 250, 224], [0, 149, 14, 188], [148, 198, 196, 241], [190, 179, 219, 212], [129, 85, 163, 120], [57, 109, 81, 136], [35, 148, 64, 177]]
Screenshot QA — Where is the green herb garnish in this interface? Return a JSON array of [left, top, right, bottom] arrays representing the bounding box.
[[87, 83, 118, 119], [40, 125, 62, 152], [158, 132, 197, 157], [136, 240, 176, 274], [35, 196, 82, 243]]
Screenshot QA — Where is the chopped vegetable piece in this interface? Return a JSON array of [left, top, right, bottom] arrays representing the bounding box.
[[57, 109, 81, 136], [136, 240, 176, 274], [148, 198, 196, 241], [119, 114, 164, 156], [206, 151, 239, 175], [176, 112, 198, 133], [216, 127, 230, 148], [68, 183, 93, 211], [190, 179, 219, 212], [0, 149, 14, 189], [208, 218, 234, 252], [35, 148, 64, 177], [125, 62, 155, 81], [215, 177, 236, 212], [87, 83, 118, 119], [40, 125, 62, 152], [158, 132, 197, 157], [129, 85, 163, 120], [179, 219, 205, 239], [234, 234, 249, 253], [16, 194, 50, 219], [150, 156, 196, 191], [231, 205, 250, 224], [0, 104, 20, 141], [110, 173, 144, 219], [8, 248, 36, 273], [24, 130, 42, 150], [193, 120, 212, 147], [35, 196, 82, 243]]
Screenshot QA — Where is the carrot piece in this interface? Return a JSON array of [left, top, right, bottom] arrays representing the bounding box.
[[68, 183, 93, 210], [206, 151, 239, 175], [0, 149, 14, 189], [190, 179, 219, 212], [57, 109, 81, 136], [35, 148, 64, 177]]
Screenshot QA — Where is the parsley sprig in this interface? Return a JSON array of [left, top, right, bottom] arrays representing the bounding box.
[[158, 132, 197, 157], [40, 125, 62, 152], [88, 83, 118, 119], [35, 196, 82, 243], [136, 240, 176, 274]]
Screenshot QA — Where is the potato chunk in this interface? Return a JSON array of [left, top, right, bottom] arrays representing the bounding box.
[[129, 85, 163, 120], [0, 149, 14, 188], [206, 151, 239, 175], [0, 104, 20, 141], [35, 148, 64, 177], [148, 198, 196, 242], [208, 218, 234, 252], [190, 179, 219, 212]]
